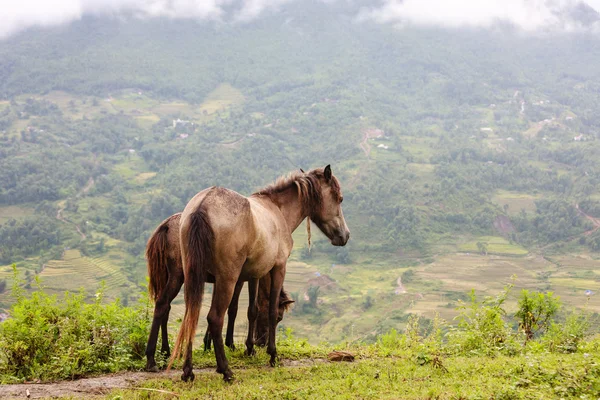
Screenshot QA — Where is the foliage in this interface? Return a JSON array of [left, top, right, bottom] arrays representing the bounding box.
[[542, 309, 591, 354], [0, 267, 150, 383], [446, 285, 520, 356], [515, 290, 561, 341], [0, 216, 64, 263]]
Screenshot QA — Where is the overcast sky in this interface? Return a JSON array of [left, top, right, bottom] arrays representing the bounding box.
[[2, 0, 600, 39]]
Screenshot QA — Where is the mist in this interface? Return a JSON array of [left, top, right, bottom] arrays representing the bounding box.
[[2, 0, 600, 39], [359, 0, 600, 31]]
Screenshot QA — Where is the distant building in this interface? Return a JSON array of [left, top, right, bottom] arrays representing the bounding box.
[[172, 118, 191, 128]]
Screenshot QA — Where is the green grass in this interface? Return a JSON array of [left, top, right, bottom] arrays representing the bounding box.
[[198, 83, 245, 115], [492, 190, 539, 215], [458, 236, 528, 256], [0, 205, 34, 223], [108, 342, 600, 399]]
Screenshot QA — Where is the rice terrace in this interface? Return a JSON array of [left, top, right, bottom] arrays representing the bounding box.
[[1, 1, 600, 399]]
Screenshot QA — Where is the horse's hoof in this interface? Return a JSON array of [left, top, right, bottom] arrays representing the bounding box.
[[146, 364, 159, 373], [181, 372, 195, 382], [227, 343, 236, 351], [269, 356, 277, 367], [245, 347, 256, 356], [223, 370, 234, 383]]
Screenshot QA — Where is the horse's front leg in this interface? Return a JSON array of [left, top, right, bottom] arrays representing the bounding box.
[[245, 278, 259, 356], [225, 279, 245, 350], [267, 264, 286, 367], [203, 328, 212, 351], [208, 277, 238, 382]]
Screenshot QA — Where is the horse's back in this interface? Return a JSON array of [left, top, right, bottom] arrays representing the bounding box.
[[165, 213, 182, 261], [181, 187, 253, 269]]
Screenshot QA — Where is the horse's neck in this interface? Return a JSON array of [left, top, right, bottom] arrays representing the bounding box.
[[263, 187, 307, 235]]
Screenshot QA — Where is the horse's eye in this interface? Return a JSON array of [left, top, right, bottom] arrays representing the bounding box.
[[339, 196, 344, 204]]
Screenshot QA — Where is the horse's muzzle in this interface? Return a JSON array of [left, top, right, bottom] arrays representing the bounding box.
[[331, 230, 350, 246]]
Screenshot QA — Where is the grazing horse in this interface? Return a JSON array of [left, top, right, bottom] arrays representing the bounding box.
[[169, 165, 349, 382], [144, 213, 294, 372]]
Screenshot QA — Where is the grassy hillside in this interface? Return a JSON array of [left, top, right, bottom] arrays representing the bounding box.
[[1, 5, 600, 343]]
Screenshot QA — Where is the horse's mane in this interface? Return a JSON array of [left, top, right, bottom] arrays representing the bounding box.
[[254, 168, 342, 249], [253, 168, 341, 212]]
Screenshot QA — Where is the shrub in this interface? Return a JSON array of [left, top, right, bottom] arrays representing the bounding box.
[[542, 310, 590, 353], [0, 266, 151, 383], [446, 285, 520, 356], [515, 290, 560, 341]]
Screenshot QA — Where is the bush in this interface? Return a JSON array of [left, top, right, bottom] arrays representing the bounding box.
[[515, 290, 560, 341], [0, 266, 151, 383], [446, 285, 520, 356], [542, 310, 590, 353]]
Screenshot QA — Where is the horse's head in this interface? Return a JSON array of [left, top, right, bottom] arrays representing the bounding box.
[[310, 165, 350, 246], [255, 289, 294, 346]]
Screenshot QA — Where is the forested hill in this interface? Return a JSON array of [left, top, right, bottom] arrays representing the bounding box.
[[1, 1, 600, 341]]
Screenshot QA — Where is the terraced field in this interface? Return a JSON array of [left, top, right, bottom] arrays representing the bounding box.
[[38, 250, 134, 299]]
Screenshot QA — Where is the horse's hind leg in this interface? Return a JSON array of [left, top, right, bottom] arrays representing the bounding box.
[[145, 290, 170, 372], [225, 279, 245, 351], [207, 277, 238, 382], [145, 272, 183, 372], [245, 278, 259, 356], [267, 265, 286, 367], [159, 272, 183, 367]]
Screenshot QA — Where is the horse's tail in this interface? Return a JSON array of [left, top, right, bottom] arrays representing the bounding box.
[[168, 206, 214, 370], [146, 219, 171, 302]]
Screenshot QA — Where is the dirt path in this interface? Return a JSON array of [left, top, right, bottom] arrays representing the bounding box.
[[0, 369, 187, 399], [539, 203, 600, 252], [395, 276, 406, 294], [359, 130, 371, 157], [55, 176, 95, 241], [56, 206, 86, 241], [575, 203, 600, 236], [0, 360, 327, 399]]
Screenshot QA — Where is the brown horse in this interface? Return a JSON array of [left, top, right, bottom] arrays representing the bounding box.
[[144, 213, 294, 372], [169, 165, 349, 382]]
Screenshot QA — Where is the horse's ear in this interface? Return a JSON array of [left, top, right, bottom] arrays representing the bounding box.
[[324, 165, 332, 181], [280, 289, 295, 306]]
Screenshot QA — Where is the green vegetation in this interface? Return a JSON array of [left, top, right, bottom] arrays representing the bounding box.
[[1, 280, 598, 400], [110, 352, 600, 399], [1, 2, 600, 351], [0, 267, 150, 383], [458, 236, 528, 256]]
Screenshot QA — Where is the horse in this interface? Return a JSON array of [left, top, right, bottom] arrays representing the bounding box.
[[169, 165, 349, 382], [144, 213, 294, 372]]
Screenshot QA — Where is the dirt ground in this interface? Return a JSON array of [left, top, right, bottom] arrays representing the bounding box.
[[0, 369, 197, 399], [0, 360, 326, 399]]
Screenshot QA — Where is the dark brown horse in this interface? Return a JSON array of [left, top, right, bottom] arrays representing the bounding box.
[[144, 213, 294, 372], [169, 165, 349, 382]]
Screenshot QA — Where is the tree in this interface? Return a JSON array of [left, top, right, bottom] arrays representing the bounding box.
[[515, 290, 561, 341], [476, 241, 488, 255], [307, 286, 320, 308]]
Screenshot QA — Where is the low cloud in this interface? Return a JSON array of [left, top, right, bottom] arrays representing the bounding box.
[[359, 0, 600, 31], [1, 0, 263, 39], [2, 0, 600, 39]]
